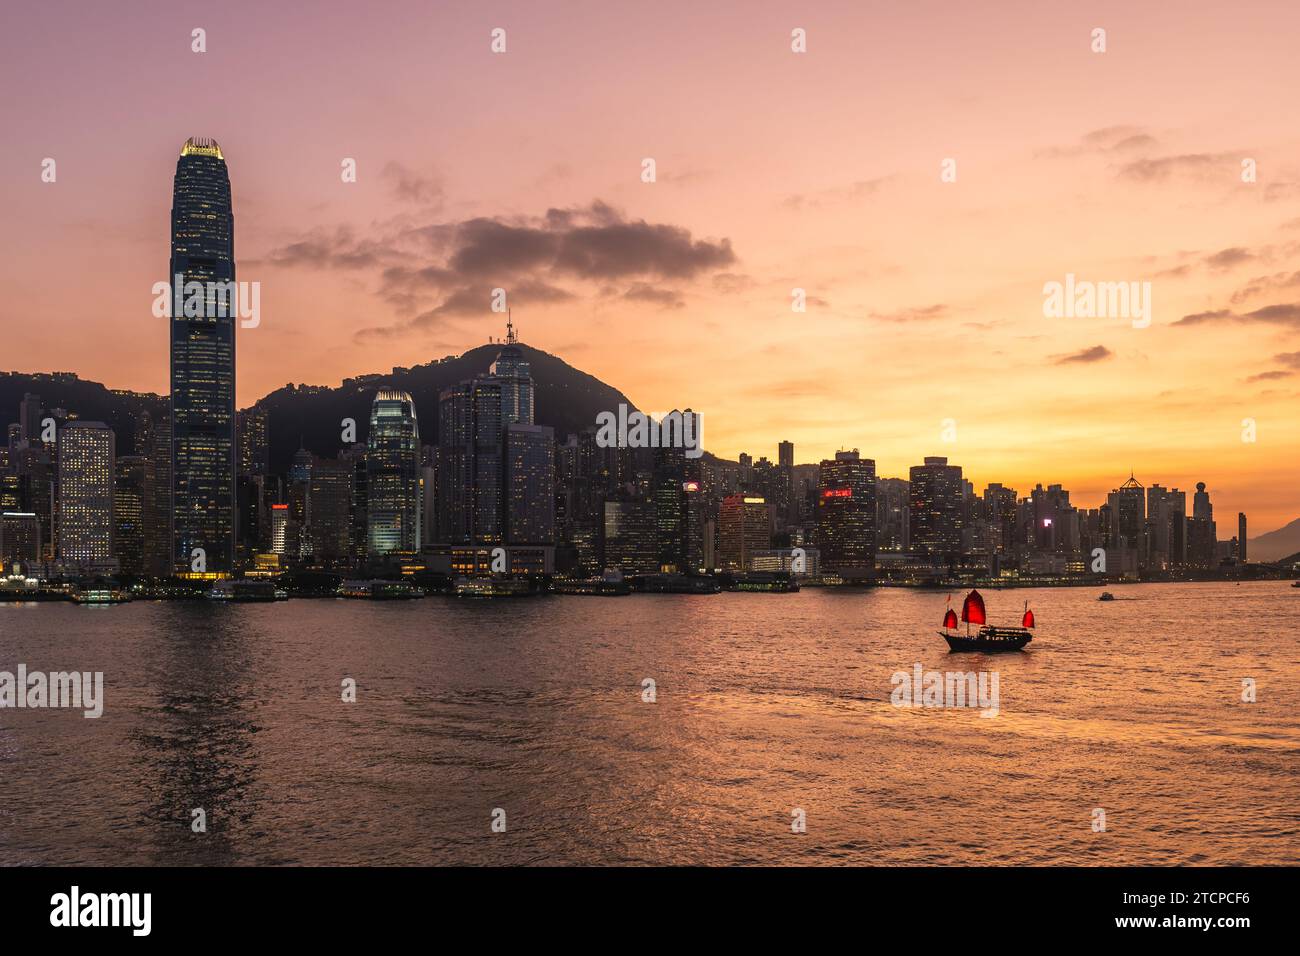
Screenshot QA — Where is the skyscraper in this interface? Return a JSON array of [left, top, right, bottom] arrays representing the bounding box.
[[366, 390, 422, 556], [909, 456, 963, 566], [113, 455, 148, 574], [816, 450, 877, 581], [57, 421, 115, 570], [170, 137, 236, 577], [719, 494, 770, 571]]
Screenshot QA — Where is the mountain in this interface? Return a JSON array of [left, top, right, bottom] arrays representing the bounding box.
[[256, 343, 637, 473], [0, 371, 165, 454], [1248, 518, 1300, 563], [3, 343, 636, 474]]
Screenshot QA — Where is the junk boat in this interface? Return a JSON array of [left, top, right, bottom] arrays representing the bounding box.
[[939, 590, 1033, 652]]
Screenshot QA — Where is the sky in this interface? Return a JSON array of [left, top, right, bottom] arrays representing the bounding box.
[[2, 0, 1299, 530]]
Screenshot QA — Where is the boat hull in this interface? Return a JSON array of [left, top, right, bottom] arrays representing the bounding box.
[[940, 630, 1031, 652]]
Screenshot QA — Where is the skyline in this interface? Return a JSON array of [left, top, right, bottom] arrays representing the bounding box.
[[4, 2, 1300, 529]]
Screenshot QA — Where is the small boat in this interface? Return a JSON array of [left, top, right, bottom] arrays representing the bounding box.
[[1292, 581, 1300, 588], [635, 574, 721, 594], [938, 590, 1033, 652], [1098, 591, 1115, 602]]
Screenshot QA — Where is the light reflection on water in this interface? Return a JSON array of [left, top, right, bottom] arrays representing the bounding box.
[[0, 581, 1296, 865]]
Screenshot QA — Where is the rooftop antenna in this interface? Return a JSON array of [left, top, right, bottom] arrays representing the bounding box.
[[506, 309, 517, 345]]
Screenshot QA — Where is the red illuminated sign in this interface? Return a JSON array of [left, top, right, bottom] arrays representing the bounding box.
[[821, 488, 852, 499]]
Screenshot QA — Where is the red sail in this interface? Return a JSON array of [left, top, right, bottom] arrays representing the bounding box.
[[942, 608, 958, 630], [1022, 608, 1035, 628], [961, 589, 986, 625]]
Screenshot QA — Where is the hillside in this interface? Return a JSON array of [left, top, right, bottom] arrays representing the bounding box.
[[1249, 518, 1300, 563]]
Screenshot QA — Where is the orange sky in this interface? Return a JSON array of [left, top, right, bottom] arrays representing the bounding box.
[[2, 0, 1298, 529]]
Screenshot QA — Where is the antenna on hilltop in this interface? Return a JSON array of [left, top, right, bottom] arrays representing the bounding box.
[[506, 309, 517, 345]]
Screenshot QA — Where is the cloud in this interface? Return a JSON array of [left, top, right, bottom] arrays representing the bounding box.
[[1175, 303, 1300, 328], [1053, 345, 1113, 365], [784, 176, 891, 210], [381, 161, 444, 205], [1275, 351, 1300, 368], [1245, 369, 1295, 382], [622, 283, 685, 309], [868, 303, 948, 323], [262, 199, 737, 339], [1204, 247, 1255, 270], [1116, 152, 1235, 183]]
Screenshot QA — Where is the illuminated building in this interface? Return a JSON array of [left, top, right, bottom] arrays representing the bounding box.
[[602, 498, 659, 573], [170, 137, 236, 577], [505, 424, 555, 563], [0, 512, 41, 567], [816, 450, 876, 581], [57, 421, 115, 570], [366, 390, 422, 555], [309, 456, 354, 565], [909, 456, 963, 567], [113, 455, 147, 574], [719, 494, 770, 571]]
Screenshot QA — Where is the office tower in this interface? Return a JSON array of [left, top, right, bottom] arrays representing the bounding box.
[[492, 318, 534, 426], [437, 378, 504, 547], [682, 457, 708, 572], [144, 412, 173, 576], [11, 446, 53, 559], [0, 512, 42, 567], [982, 483, 1018, 556], [1029, 483, 1078, 555], [270, 503, 291, 554], [1146, 485, 1186, 569], [815, 450, 876, 581], [0, 473, 18, 511], [1106, 473, 1146, 557], [909, 456, 963, 565], [420, 446, 436, 548], [1239, 513, 1247, 563], [170, 137, 236, 577], [344, 443, 368, 564], [651, 445, 687, 572], [19, 393, 43, 445], [366, 390, 421, 556], [778, 440, 794, 469], [505, 423, 555, 546], [602, 497, 659, 573], [719, 494, 770, 571], [113, 455, 148, 574], [57, 421, 115, 569], [1187, 482, 1217, 569], [308, 456, 353, 565], [237, 405, 270, 477]]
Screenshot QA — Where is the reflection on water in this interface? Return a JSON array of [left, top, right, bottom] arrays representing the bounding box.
[[0, 582, 1296, 865]]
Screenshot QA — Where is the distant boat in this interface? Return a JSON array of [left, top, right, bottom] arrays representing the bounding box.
[[939, 590, 1033, 652], [1292, 581, 1300, 588], [1098, 591, 1115, 602], [554, 570, 631, 596]]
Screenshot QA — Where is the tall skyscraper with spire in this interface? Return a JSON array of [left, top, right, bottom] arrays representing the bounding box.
[[169, 138, 236, 577]]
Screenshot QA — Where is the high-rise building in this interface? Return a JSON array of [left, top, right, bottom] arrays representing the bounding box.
[[113, 455, 148, 574], [236, 405, 269, 477], [602, 497, 659, 573], [1107, 474, 1146, 558], [909, 456, 963, 565], [0, 512, 42, 568], [816, 450, 877, 581], [57, 421, 115, 569], [437, 377, 503, 547], [492, 318, 534, 426], [778, 440, 794, 469], [309, 456, 354, 565], [366, 390, 422, 556], [1238, 513, 1247, 563], [170, 137, 236, 577], [1187, 481, 1217, 569], [719, 494, 770, 571], [505, 424, 555, 546]]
